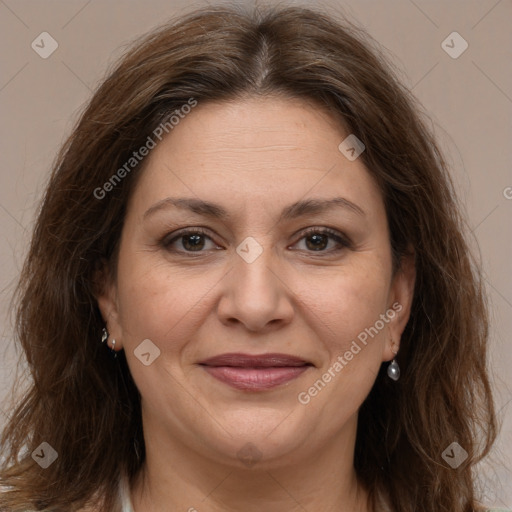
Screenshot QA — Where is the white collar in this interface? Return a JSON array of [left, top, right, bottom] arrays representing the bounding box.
[[119, 473, 135, 512]]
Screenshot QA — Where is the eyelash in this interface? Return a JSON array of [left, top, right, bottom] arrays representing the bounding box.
[[161, 227, 351, 256]]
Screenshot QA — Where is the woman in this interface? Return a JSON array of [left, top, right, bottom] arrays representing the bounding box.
[[0, 5, 504, 512]]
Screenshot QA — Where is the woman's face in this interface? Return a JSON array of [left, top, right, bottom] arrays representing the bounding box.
[[99, 96, 414, 468]]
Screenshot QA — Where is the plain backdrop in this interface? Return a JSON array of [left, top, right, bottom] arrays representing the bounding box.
[[0, 0, 511, 507]]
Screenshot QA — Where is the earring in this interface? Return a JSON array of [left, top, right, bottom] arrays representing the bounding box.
[[387, 344, 400, 381], [109, 337, 118, 359], [101, 327, 117, 359]]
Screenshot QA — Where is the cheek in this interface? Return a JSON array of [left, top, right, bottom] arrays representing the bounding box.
[[115, 252, 224, 356], [115, 262, 214, 405], [292, 268, 391, 434], [296, 264, 391, 348], [296, 271, 390, 416]]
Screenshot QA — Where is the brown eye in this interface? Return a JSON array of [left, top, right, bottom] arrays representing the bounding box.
[[292, 228, 350, 253], [162, 228, 219, 254], [305, 233, 329, 251], [181, 233, 206, 251]]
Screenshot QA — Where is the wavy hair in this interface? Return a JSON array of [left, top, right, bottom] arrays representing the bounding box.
[[0, 5, 497, 512]]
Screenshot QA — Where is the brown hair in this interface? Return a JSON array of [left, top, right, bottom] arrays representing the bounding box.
[[0, 5, 498, 511]]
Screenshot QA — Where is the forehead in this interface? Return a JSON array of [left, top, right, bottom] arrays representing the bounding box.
[[151, 96, 347, 170], [128, 96, 384, 223]]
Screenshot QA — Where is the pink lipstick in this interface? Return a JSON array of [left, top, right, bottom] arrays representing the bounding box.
[[199, 353, 312, 391]]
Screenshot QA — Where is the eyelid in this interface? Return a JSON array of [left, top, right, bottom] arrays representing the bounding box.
[[161, 226, 219, 248]]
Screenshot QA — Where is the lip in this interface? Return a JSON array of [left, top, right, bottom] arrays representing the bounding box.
[[199, 353, 313, 391], [200, 353, 310, 367]]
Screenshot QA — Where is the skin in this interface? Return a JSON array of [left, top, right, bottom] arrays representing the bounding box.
[[97, 96, 415, 512]]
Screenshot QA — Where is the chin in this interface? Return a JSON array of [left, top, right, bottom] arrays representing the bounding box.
[[199, 415, 313, 468]]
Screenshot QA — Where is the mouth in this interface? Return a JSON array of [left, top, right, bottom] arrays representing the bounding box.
[[198, 353, 313, 391]]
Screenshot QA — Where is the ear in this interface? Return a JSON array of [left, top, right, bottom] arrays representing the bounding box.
[[93, 259, 124, 351], [383, 248, 416, 361]]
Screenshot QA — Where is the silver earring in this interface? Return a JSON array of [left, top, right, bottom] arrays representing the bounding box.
[[387, 346, 400, 381], [101, 327, 117, 359], [110, 338, 118, 359]]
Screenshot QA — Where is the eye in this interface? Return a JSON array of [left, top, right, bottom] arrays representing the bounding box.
[[161, 226, 351, 256], [162, 228, 221, 254], [291, 227, 351, 253]]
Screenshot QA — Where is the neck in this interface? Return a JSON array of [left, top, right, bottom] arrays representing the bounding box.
[[130, 414, 372, 512]]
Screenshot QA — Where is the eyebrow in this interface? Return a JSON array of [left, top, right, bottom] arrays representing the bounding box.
[[143, 196, 365, 221]]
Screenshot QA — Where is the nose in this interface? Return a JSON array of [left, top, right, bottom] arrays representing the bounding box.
[[216, 243, 295, 333]]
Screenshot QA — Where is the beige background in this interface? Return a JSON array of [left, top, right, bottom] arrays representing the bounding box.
[[0, 0, 511, 507]]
